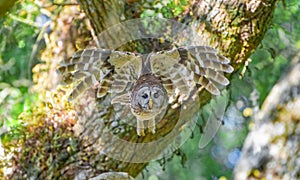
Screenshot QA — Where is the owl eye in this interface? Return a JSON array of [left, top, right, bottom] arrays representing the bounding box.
[[142, 94, 148, 99], [153, 92, 160, 98]]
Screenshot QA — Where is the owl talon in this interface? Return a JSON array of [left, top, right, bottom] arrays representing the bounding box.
[[149, 126, 156, 134], [137, 128, 145, 136]]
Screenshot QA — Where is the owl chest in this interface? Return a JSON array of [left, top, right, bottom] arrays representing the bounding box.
[[130, 108, 154, 121]]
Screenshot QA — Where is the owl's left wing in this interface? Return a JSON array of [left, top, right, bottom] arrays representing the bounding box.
[[150, 46, 233, 148], [182, 46, 234, 95], [150, 46, 234, 103]]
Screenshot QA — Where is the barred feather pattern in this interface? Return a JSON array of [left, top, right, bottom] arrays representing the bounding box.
[[58, 46, 233, 103], [150, 46, 233, 103], [57, 49, 142, 101]]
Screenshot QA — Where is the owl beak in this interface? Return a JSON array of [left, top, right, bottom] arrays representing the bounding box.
[[149, 98, 153, 109]]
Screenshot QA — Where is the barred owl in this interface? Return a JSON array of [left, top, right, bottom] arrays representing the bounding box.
[[58, 46, 233, 136]]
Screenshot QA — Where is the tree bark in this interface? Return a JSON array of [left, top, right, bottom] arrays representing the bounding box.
[[191, 0, 278, 64]]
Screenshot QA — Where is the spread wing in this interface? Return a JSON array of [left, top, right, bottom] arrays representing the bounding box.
[[149, 46, 234, 103], [57, 48, 142, 101]]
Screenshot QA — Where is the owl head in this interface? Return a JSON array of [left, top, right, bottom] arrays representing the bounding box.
[[112, 74, 168, 121]]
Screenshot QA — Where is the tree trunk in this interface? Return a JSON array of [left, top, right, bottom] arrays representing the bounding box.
[[69, 0, 279, 178]]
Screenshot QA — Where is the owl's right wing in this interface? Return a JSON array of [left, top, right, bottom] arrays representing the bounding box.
[[57, 48, 142, 101]]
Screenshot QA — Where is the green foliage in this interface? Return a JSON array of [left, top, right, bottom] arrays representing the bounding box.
[[0, 1, 39, 83], [140, 0, 189, 18], [248, 0, 300, 104], [0, 0, 39, 140]]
